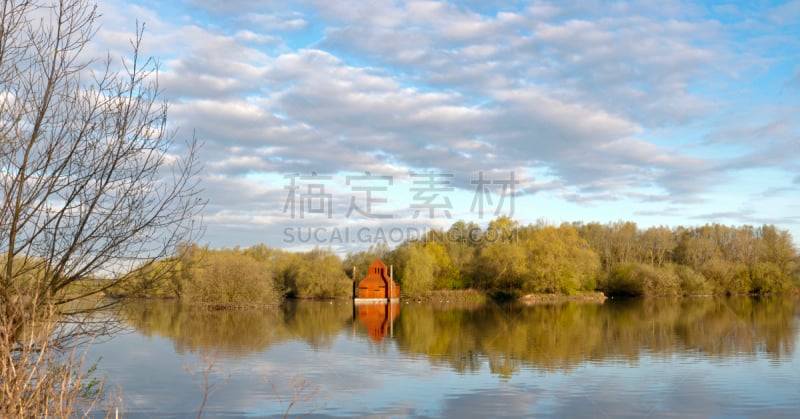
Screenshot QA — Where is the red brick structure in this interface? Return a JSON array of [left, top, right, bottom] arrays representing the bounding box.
[[357, 259, 400, 299]]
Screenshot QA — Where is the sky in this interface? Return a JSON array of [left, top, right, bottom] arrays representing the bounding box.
[[94, 0, 800, 252]]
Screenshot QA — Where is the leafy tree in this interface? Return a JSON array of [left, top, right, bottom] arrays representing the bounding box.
[[396, 244, 436, 298], [699, 258, 750, 295], [472, 240, 529, 294], [290, 248, 351, 299], [523, 225, 600, 294], [606, 263, 680, 296], [183, 250, 283, 307], [757, 225, 796, 273], [423, 241, 461, 290]]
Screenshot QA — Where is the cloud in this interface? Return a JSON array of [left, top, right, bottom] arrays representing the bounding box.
[[126, 2, 732, 193], [85, 1, 800, 248], [690, 210, 800, 226], [316, 2, 724, 126], [707, 109, 800, 172]]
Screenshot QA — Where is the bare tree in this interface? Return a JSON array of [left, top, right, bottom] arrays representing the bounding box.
[[1, 0, 203, 414]]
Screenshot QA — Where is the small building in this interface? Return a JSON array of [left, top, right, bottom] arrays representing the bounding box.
[[356, 259, 400, 300]]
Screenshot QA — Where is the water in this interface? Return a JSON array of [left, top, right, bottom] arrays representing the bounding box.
[[88, 297, 800, 418]]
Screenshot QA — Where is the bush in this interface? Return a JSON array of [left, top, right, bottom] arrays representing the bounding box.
[[605, 263, 680, 296], [399, 245, 436, 299], [699, 259, 750, 295], [605, 264, 643, 296], [183, 251, 283, 307], [674, 265, 712, 296], [751, 262, 789, 294], [290, 249, 352, 299], [524, 225, 601, 295]]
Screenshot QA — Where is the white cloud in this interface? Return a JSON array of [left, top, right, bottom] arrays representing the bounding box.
[[87, 0, 800, 248]]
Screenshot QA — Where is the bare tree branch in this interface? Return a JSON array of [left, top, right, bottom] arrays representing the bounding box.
[[0, 0, 204, 414]]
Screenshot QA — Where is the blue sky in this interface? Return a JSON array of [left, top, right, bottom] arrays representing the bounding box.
[[96, 0, 799, 251]]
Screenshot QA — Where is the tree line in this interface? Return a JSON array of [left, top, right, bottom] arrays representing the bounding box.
[[114, 243, 352, 305], [118, 217, 800, 305]]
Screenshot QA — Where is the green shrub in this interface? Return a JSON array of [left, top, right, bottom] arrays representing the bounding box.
[[183, 251, 283, 307], [398, 245, 436, 299], [605, 264, 643, 296], [751, 262, 789, 294], [674, 264, 712, 296], [605, 263, 680, 296]]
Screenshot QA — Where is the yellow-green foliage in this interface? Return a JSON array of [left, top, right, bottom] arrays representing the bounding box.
[[183, 249, 283, 307], [115, 259, 183, 298], [750, 261, 789, 294], [119, 219, 799, 302], [424, 242, 461, 290], [607, 263, 680, 296], [674, 264, 713, 296], [523, 225, 600, 294], [396, 244, 436, 298], [698, 259, 750, 295], [275, 248, 351, 299], [112, 242, 204, 298], [572, 221, 799, 296], [470, 223, 600, 296], [473, 240, 530, 293], [116, 244, 351, 303]]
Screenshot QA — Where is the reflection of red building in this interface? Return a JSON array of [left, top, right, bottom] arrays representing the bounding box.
[[357, 303, 400, 343], [357, 259, 400, 300]]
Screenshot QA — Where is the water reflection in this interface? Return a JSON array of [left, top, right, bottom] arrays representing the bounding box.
[[354, 302, 401, 342], [119, 297, 798, 375], [392, 297, 798, 377]]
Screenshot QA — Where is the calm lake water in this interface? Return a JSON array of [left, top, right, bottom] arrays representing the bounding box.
[[88, 296, 800, 418]]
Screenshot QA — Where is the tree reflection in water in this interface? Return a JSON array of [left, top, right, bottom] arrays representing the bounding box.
[[119, 296, 798, 377]]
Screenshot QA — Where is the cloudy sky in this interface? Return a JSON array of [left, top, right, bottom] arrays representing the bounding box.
[[95, 0, 799, 251]]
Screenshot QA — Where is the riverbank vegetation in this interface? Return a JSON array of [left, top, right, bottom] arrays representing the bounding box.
[[373, 218, 799, 298], [113, 244, 352, 305], [117, 217, 799, 306]]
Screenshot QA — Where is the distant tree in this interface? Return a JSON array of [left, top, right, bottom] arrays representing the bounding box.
[[183, 250, 282, 306], [423, 241, 460, 289], [640, 226, 676, 267], [574, 222, 614, 271], [609, 221, 638, 266], [343, 242, 390, 281], [757, 225, 796, 273], [292, 247, 351, 299], [472, 240, 529, 294], [523, 225, 600, 294], [396, 244, 435, 298]]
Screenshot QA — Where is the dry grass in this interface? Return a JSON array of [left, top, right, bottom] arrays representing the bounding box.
[[0, 302, 120, 417]]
